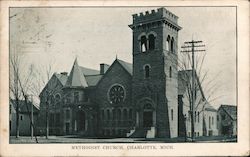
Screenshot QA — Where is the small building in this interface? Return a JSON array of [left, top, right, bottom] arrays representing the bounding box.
[[10, 99, 39, 136], [217, 105, 237, 136], [203, 102, 218, 136], [178, 70, 218, 138]]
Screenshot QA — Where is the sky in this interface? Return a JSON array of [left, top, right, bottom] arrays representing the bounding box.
[[9, 7, 237, 108]]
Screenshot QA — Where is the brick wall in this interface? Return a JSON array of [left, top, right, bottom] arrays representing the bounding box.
[[95, 60, 133, 137]]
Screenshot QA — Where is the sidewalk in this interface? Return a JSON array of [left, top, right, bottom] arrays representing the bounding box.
[[9, 135, 237, 144]]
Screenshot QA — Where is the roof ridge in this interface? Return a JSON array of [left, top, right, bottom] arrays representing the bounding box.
[[117, 58, 132, 64], [79, 65, 99, 71], [221, 104, 236, 107], [85, 74, 103, 76]]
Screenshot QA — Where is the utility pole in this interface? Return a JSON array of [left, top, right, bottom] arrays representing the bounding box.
[[181, 40, 205, 141], [15, 66, 20, 138], [31, 95, 34, 139], [46, 95, 49, 139]]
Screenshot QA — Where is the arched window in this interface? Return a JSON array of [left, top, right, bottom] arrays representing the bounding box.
[[101, 109, 104, 120], [148, 34, 155, 50], [209, 116, 211, 129], [50, 96, 55, 105], [74, 91, 79, 102], [55, 94, 61, 103], [171, 109, 174, 121], [140, 36, 147, 52], [198, 111, 200, 123], [123, 109, 127, 120], [107, 109, 110, 120], [144, 65, 150, 78], [117, 109, 121, 121], [66, 109, 70, 119], [112, 109, 115, 120], [129, 109, 132, 119], [171, 37, 175, 52], [166, 35, 170, 51], [169, 66, 172, 78], [195, 111, 197, 122]]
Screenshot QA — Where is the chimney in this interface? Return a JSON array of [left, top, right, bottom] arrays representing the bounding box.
[[100, 63, 109, 75], [60, 72, 68, 76]]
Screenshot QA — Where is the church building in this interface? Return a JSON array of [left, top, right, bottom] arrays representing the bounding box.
[[38, 7, 215, 139]]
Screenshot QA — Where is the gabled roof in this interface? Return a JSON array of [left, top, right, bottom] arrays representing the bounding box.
[[204, 102, 217, 112], [39, 73, 65, 97], [219, 104, 237, 120], [116, 59, 133, 75], [79, 66, 100, 76], [65, 58, 88, 88], [85, 75, 103, 87], [10, 99, 39, 113], [95, 58, 132, 87], [54, 73, 68, 86]]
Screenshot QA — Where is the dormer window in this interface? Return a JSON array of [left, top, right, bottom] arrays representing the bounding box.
[[74, 91, 79, 102]]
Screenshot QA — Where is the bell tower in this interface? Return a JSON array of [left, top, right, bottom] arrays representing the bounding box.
[[129, 8, 181, 138]]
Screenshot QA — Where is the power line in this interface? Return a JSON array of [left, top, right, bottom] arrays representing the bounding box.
[[180, 40, 205, 142]]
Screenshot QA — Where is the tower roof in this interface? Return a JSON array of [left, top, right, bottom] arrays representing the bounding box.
[[65, 58, 88, 88], [129, 7, 181, 31]]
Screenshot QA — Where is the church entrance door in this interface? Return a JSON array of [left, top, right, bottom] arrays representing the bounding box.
[[143, 111, 153, 128], [77, 110, 86, 131]]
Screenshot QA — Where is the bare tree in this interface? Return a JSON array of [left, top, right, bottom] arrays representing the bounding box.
[[166, 40, 223, 141], [9, 47, 35, 138], [9, 49, 21, 138], [31, 61, 70, 139], [179, 45, 224, 140], [9, 8, 56, 141]]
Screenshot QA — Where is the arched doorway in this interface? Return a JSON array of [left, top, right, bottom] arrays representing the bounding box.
[[143, 104, 154, 128], [143, 111, 153, 127], [77, 110, 86, 132]]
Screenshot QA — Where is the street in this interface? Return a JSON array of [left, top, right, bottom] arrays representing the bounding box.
[[9, 135, 237, 144]]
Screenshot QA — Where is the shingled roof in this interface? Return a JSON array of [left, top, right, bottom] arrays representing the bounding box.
[[117, 59, 133, 75], [219, 105, 237, 120], [55, 73, 68, 86], [79, 66, 100, 76], [85, 75, 103, 87], [10, 99, 39, 113], [65, 58, 88, 87], [204, 102, 217, 112], [56, 59, 208, 92]]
